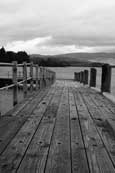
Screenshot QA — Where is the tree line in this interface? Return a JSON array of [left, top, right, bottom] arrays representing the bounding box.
[[30, 56, 70, 67], [0, 47, 30, 63]]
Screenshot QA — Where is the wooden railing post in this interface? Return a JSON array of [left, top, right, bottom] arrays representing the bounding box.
[[81, 71, 84, 83], [90, 68, 97, 87], [84, 70, 89, 85], [101, 64, 111, 93], [42, 67, 45, 87], [46, 69, 48, 86], [40, 67, 43, 89], [36, 64, 39, 90], [78, 72, 80, 82], [76, 73, 77, 81], [12, 61, 18, 106], [23, 62, 27, 98], [74, 72, 77, 81], [80, 71, 82, 83], [77, 73, 78, 81], [43, 67, 46, 87], [83, 71, 85, 85], [30, 62, 33, 91]]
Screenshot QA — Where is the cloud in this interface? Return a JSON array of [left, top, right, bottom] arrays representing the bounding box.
[[5, 36, 52, 53], [4, 36, 115, 55], [0, 0, 115, 54]]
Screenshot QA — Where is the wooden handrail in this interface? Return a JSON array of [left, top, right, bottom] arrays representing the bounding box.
[[0, 62, 31, 67], [0, 61, 56, 112]]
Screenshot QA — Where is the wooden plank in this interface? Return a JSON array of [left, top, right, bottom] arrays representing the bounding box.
[[5, 88, 47, 117], [45, 86, 71, 173], [74, 89, 115, 173], [92, 91, 115, 118], [0, 85, 56, 173], [17, 84, 64, 173], [88, 89, 115, 135], [87, 87, 115, 114], [69, 88, 89, 173], [0, 88, 51, 155], [16, 88, 50, 117], [0, 116, 26, 155], [80, 87, 115, 120], [80, 90, 115, 168]]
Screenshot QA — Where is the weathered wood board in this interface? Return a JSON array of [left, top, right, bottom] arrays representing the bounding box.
[[0, 80, 115, 173]]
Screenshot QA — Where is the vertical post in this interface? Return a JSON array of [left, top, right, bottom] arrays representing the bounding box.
[[101, 64, 111, 93], [42, 67, 45, 87], [36, 64, 39, 90], [43, 67, 46, 87], [90, 68, 97, 87], [23, 62, 27, 98], [74, 72, 77, 81], [30, 62, 33, 91], [80, 71, 82, 83], [78, 73, 80, 82], [12, 61, 18, 106], [46, 69, 48, 86], [40, 67, 43, 89], [75, 73, 77, 81], [83, 71, 85, 85], [81, 71, 84, 83], [84, 70, 89, 85]]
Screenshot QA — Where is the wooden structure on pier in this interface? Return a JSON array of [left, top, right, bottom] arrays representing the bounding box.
[[0, 61, 115, 172], [0, 62, 56, 107], [0, 80, 115, 172]]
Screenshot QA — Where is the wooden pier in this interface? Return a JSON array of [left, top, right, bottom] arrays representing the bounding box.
[[0, 80, 115, 172]]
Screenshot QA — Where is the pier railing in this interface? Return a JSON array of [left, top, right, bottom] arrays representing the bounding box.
[[0, 62, 56, 115], [74, 63, 114, 94]]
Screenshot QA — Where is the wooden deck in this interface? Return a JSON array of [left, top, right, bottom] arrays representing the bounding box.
[[0, 80, 115, 173]]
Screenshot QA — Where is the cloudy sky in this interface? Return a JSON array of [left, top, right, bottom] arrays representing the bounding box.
[[0, 0, 115, 54]]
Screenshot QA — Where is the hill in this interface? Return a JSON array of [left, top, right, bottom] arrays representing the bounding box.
[[30, 52, 115, 67]]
